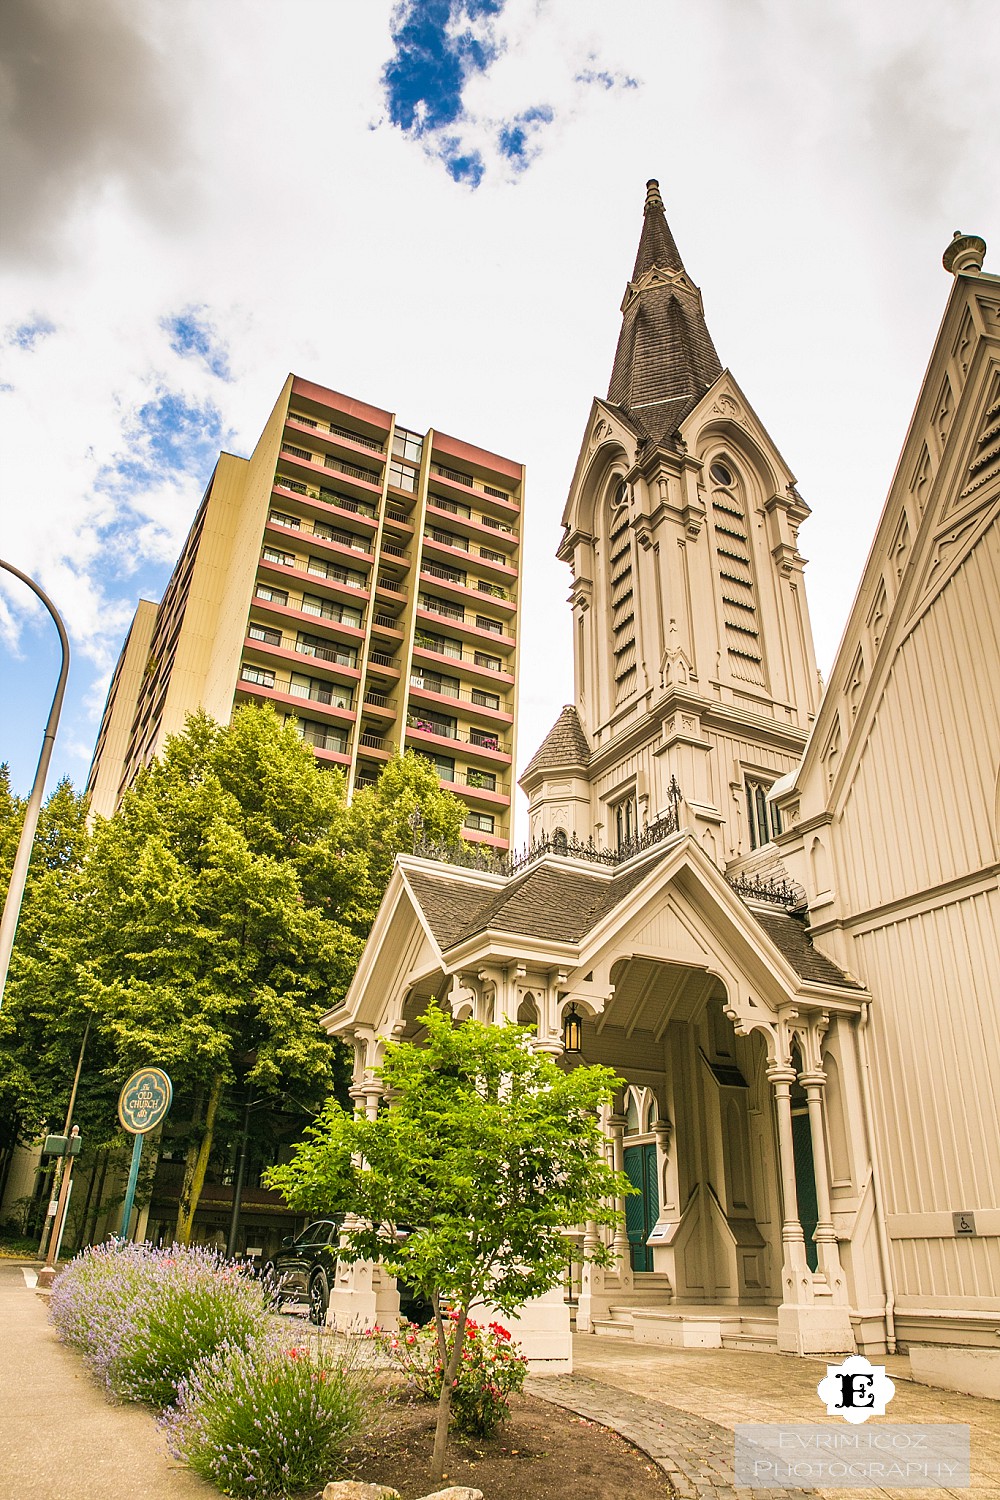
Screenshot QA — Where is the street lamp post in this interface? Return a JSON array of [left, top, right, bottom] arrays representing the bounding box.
[[0, 559, 70, 1011]]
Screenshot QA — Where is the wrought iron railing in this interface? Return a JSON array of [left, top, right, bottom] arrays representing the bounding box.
[[724, 872, 805, 908], [411, 778, 683, 877]]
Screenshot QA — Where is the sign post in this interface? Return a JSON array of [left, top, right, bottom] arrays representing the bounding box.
[[117, 1067, 172, 1240]]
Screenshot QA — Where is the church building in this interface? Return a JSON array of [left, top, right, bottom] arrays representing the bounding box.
[[322, 185, 999, 1387]]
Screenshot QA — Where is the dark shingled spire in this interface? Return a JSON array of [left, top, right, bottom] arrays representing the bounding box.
[[520, 704, 590, 782], [607, 180, 723, 446]]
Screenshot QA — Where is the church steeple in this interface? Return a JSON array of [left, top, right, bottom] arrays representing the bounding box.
[[607, 180, 723, 445]]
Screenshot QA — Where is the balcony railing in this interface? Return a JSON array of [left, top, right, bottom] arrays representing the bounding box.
[[288, 414, 385, 453], [246, 627, 359, 670], [268, 512, 372, 554], [430, 463, 517, 508], [406, 716, 507, 754], [373, 612, 403, 630], [325, 455, 382, 487], [376, 576, 407, 595], [409, 677, 506, 713], [412, 635, 508, 673], [368, 651, 399, 669], [273, 475, 378, 521]]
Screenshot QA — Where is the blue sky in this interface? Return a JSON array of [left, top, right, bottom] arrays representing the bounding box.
[[1, 0, 998, 815]]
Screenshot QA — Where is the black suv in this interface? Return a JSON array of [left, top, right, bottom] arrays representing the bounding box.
[[263, 1219, 433, 1326], [264, 1219, 340, 1323]]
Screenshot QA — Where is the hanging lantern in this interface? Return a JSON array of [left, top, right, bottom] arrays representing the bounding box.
[[562, 1004, 582, 1053]]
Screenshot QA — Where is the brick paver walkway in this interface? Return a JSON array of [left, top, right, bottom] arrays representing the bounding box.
[[527, 1334, 1000, 1500], [527, 1371, 816, 1500]]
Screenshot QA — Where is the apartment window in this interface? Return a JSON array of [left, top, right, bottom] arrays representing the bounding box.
[[307, 557, 367, 589], [411, 669, 460, 698], [293, 719, 347, 753], [476, 580, 505, 598], [426, 560, 466, 585], [268, 510, 300, 530], [241, 665, 275, 688], [479, 546, 505, 564], [745, 777, 782, 850], [389, 458, 418, 492], [473, 649, 502, 671], [466, 768, 496, 791], [471, 688, 500, 710], [613, 794, 638, 851], [421, 594, 464, 621], [419, 751, 456, 782], [465, 812, 495, 834], [469, 728, 500, 751], [428, 527, 468, 551], [301, 595, 362, 627], [248, 624, 282, 647], [289, 673, 352, 710], [281, 442, 312, 461], [255, 584, 289, 606], [276, 474, 308, 495], [295, 632, 356, 667], [392, 428, 424, 465], [430, 496, 472, 520], [262, 546, 296, 568], [475, 614, 502, 635]]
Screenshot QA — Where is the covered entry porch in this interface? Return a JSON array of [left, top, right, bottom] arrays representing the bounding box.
[[322, 830, 878, 1363]]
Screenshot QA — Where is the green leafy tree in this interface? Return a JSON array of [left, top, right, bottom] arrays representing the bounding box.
[[342, 750, 466, 890], [79, 710, 466, 1243], [0, 772, 105, 1217], [266, 1005, 629, 1482]]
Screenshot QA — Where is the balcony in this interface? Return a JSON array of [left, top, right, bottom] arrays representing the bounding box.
[[424, 499, 518, 551], [285, 413, 387, 463], [258, 553, 372, 608], [249, 591, 365, 637], [366, 650, 401, 677], [442, 769, 510, 806], [362, 691, 397, 718], [405, 715, 510, 763], [324, 454, 383, 492], [358, 730, 392, 760], [408, 678, 511, 724], [371, 612, 405, 637], [243, 629, 361, 683], [418, 570, 514, 615], [272, 478, 378, 531], [428, 463, 520, 517], [236, 675, 357, 726], [416, 597, 515, 649], [265, 514, 374, 567], [411, 634, 513, 683]]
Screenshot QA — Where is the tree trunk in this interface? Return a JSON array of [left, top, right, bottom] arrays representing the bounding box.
[[175, 1076, 224, 1244], [85, 1147, 110, 1246], [430, 1300, 468, 1485]]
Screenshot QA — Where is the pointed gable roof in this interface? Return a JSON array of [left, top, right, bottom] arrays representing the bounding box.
[[607, 180, 723, 447], [520, 704, 590, 783]]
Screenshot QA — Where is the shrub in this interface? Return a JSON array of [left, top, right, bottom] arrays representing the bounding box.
[[50, 1241, 270, 1406], [161, 1332, 377, 1498], [381, 1315, 527, 1437]]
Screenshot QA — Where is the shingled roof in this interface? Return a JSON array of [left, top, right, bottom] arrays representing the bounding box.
[[520, 704, 590, 782], [401, 845, 860, 993], [607, 180, 723, 447]]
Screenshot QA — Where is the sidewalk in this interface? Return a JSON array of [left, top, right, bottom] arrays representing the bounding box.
[[526, 1334, 1000, 1500], [0, 1260, 213, 1499]]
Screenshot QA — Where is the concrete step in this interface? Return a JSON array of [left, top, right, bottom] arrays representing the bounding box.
[[722, 1333, 779, 1351], [592, 1317, 636, 1339]]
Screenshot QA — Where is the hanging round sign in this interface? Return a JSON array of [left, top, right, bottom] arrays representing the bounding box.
[[118, 1067, 173, 1134]]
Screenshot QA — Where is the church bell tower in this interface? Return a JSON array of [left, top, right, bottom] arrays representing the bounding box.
[[523, 181, 821, 868]]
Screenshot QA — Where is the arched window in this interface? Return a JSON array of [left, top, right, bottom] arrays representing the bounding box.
[[607, 479, 637, 703], [710, 457, 766, 688]]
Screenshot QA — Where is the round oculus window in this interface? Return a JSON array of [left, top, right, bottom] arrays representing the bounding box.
[[710, 461, 734, 486]]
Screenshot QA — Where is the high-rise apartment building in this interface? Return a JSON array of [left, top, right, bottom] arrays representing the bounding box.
[[87, 375, 524, 849]]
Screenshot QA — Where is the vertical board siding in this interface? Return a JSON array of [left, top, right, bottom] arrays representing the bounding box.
[[839, 523, 999, 913]]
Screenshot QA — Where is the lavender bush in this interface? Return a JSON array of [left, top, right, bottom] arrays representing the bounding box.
[[161, 1331, 377, 1498], [50, 1241, 270, 1407]]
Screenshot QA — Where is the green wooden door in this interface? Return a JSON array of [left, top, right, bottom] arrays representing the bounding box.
[[791, 1110, 819, 1272], [624, 1142, 659, 1272]]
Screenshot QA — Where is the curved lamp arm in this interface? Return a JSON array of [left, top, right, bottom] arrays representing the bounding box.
[[0, 559, 71, 1009]]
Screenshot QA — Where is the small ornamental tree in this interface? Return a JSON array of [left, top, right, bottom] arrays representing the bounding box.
[[266, 1005, 630, 1481]]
